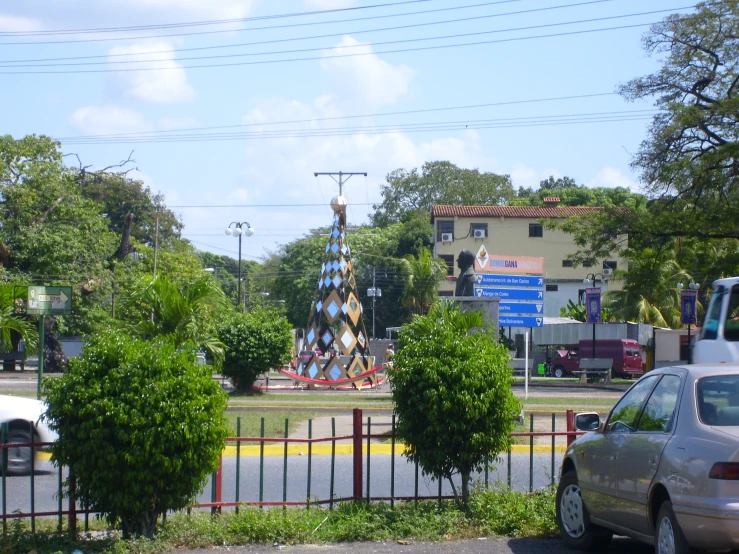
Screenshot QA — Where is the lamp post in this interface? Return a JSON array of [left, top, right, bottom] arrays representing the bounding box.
[[583, 273, 605, 359], [225, 222, 254, 311], [678, 280, 699, 363]]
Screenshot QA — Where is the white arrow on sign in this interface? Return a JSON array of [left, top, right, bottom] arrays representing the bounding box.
[[38, 290, 69, 303], [536, 304, 543, 313], [537, 291, 543, 298], [537, 278, 543, 285]]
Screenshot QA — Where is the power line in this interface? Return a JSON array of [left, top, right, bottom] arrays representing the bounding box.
[[0, 20, 673, 75], [60, 110, 655, 145], [57, 92, 619, 140], [0, 0, 433, 37], [0, 0, 607, 64]]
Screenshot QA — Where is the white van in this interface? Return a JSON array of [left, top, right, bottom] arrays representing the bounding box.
[[692, 277, 739, 363]]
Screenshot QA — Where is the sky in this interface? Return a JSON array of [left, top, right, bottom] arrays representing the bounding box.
[[0, 0, 696, 264]]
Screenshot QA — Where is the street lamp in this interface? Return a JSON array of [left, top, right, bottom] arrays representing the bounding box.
[[225, 222, 254, 311], [678, 280, 700, 363], [583, 273, 605, 360]]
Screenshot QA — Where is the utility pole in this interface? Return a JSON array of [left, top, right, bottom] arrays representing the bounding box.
[[153, 211, 160, 276], [367, 268, 381, 340], [314, 171, 367, 195]]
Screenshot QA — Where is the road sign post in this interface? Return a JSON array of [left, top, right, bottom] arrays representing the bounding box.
[[27, 286, 72, 398]]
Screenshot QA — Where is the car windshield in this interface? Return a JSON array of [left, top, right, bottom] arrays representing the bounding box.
[[697, 375, 739, 426]]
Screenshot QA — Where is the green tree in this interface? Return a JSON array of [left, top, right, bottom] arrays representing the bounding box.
[[372, 161, 515, 226], [390, 300, 519, 509], [44, 332, 229, 538], [401, 249, 447, 315], [119, 274, 229, 365], [618, 0, 739, 241], [216, 308, 293, 392]]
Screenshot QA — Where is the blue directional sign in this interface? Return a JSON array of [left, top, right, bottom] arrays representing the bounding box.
[[475, 274, 544, 287], [499, 302, 544, 314], [500, 316, 544, 328], [475, 288, 544, 301]]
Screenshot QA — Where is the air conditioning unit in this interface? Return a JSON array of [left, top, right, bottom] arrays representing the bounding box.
[[603, 267, 613, 276], [441, 233, 453, 242], [473, 229, 486, 239]]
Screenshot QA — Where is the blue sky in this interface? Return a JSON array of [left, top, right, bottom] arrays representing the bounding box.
[[0, 0, 695, 263]]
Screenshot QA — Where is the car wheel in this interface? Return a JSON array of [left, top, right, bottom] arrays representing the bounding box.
[[1, 426, 34, 476], [556, 470, 612, 551], [554, 366, 565, 378], [655, 500, 691, 554]]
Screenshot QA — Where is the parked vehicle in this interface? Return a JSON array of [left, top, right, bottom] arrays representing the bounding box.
[[550, 339, 643, 378], [693, 276, 739, 363], [0, 395, 57, 475], [556, 364, 739, 553]]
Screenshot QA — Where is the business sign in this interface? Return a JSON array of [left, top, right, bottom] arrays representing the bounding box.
[[681, 289, 698, 325], [499, 302, 543, 314], [475, 274, 544, 287], [475, 288, 543, 301], [500, 316, 544, 328], [475, 255, 544, 275], [27, 286, 73, 315], [585, 287, 601, 324]]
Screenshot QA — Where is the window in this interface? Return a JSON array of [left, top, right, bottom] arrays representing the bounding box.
[[583, 259, 594, 268], [470, 222, 488, 238], [439, 255, 454, 276], [529, 223, 543, 237], [697, 375, 739, 426], [724, 285, 739, 341], [603, 260, 618, 270], [607, 375, 660, 433], [562, 260, 573, 268], [546, 284, 558, 292], [437, 220, 454, 242], [637, 375, 681, 433], [700, 285, 726, 341]]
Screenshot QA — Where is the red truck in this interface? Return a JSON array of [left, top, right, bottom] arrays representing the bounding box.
[[550, 339, 643, 378]]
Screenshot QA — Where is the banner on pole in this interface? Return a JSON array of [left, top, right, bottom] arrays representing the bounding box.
[[681, 289, 698, 325], [585, 287, 601, 324]]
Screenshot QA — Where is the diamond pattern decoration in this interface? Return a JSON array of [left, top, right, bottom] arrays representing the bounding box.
[[307, 358, 322, 380], [320, 290, 342, 323], [337, 323, 357, 355], [306, 324, 318, 349], [324, 356, 347, 382], [347, 356, 365, 378], [319, 327, 335, 350], [332, 275, 342, 289], [356, 331, 366, 349], [331, 243, 339, 254], [346, 293, 361, 325]]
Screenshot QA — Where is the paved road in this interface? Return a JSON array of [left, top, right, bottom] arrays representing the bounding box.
[[171, 536, 653, 553]]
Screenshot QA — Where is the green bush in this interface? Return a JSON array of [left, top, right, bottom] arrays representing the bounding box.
[[44, 331, 229, 539], [216, 308, 293, 392], [389, 300, 520, 509]]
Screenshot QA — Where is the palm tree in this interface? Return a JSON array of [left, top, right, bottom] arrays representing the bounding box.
[[400, 249, 448, 315], [603, 247, 696, 328], [123, 274, 229, 366]]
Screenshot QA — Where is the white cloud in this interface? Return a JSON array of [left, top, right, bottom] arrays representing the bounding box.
[[587, 167, 640, 191], [108, 42, 195, 104], [510, 164, 564, 189], [0, 13, 41, 32], [70, 105, 154, 135], [320, 36, 415, 108]]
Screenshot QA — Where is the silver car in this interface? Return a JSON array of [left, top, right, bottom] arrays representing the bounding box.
[[0, 394, 57, 475], [556, 364, 739, 553]]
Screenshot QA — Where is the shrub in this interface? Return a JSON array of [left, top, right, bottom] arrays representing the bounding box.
[[216, 308, 293, 392], [44, 331, 229, 538], [389, 300, 520, 509]]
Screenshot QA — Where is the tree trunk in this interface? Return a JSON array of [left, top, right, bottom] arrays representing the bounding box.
[[461, 471, 470, 509]]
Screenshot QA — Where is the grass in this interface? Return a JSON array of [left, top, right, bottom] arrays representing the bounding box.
[[223, 409, 316, 442], [0, 487, 559, 554]]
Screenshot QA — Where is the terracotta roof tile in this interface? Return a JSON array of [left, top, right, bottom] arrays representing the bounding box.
[[431, 205, 601, 218]]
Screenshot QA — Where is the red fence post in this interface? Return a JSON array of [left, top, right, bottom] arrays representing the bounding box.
[[68, 469, 77, 535], [566, 410, 575, 446], [214, 455, 223, 514], [353, 408, 363, 502]]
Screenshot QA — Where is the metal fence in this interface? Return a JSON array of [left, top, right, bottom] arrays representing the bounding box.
[[1, 409, 580, 534]]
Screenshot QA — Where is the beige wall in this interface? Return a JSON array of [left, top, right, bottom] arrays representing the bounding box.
[[434, 215, 625, 297]]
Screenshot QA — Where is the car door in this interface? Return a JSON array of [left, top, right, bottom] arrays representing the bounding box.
[[611, 373, 682, 534], [578, 375, 661, 522]]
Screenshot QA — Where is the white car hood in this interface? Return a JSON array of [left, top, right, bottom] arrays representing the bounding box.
[[0, 395, 58, 444]]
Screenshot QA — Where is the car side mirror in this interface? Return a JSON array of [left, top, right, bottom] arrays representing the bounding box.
[[575, 412, 601, 432]]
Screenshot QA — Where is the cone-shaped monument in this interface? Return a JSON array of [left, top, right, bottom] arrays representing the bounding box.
[[283, 195, 380, 389]]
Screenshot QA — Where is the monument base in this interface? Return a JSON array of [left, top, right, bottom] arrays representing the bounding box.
[[451, 296, 500, 338]]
